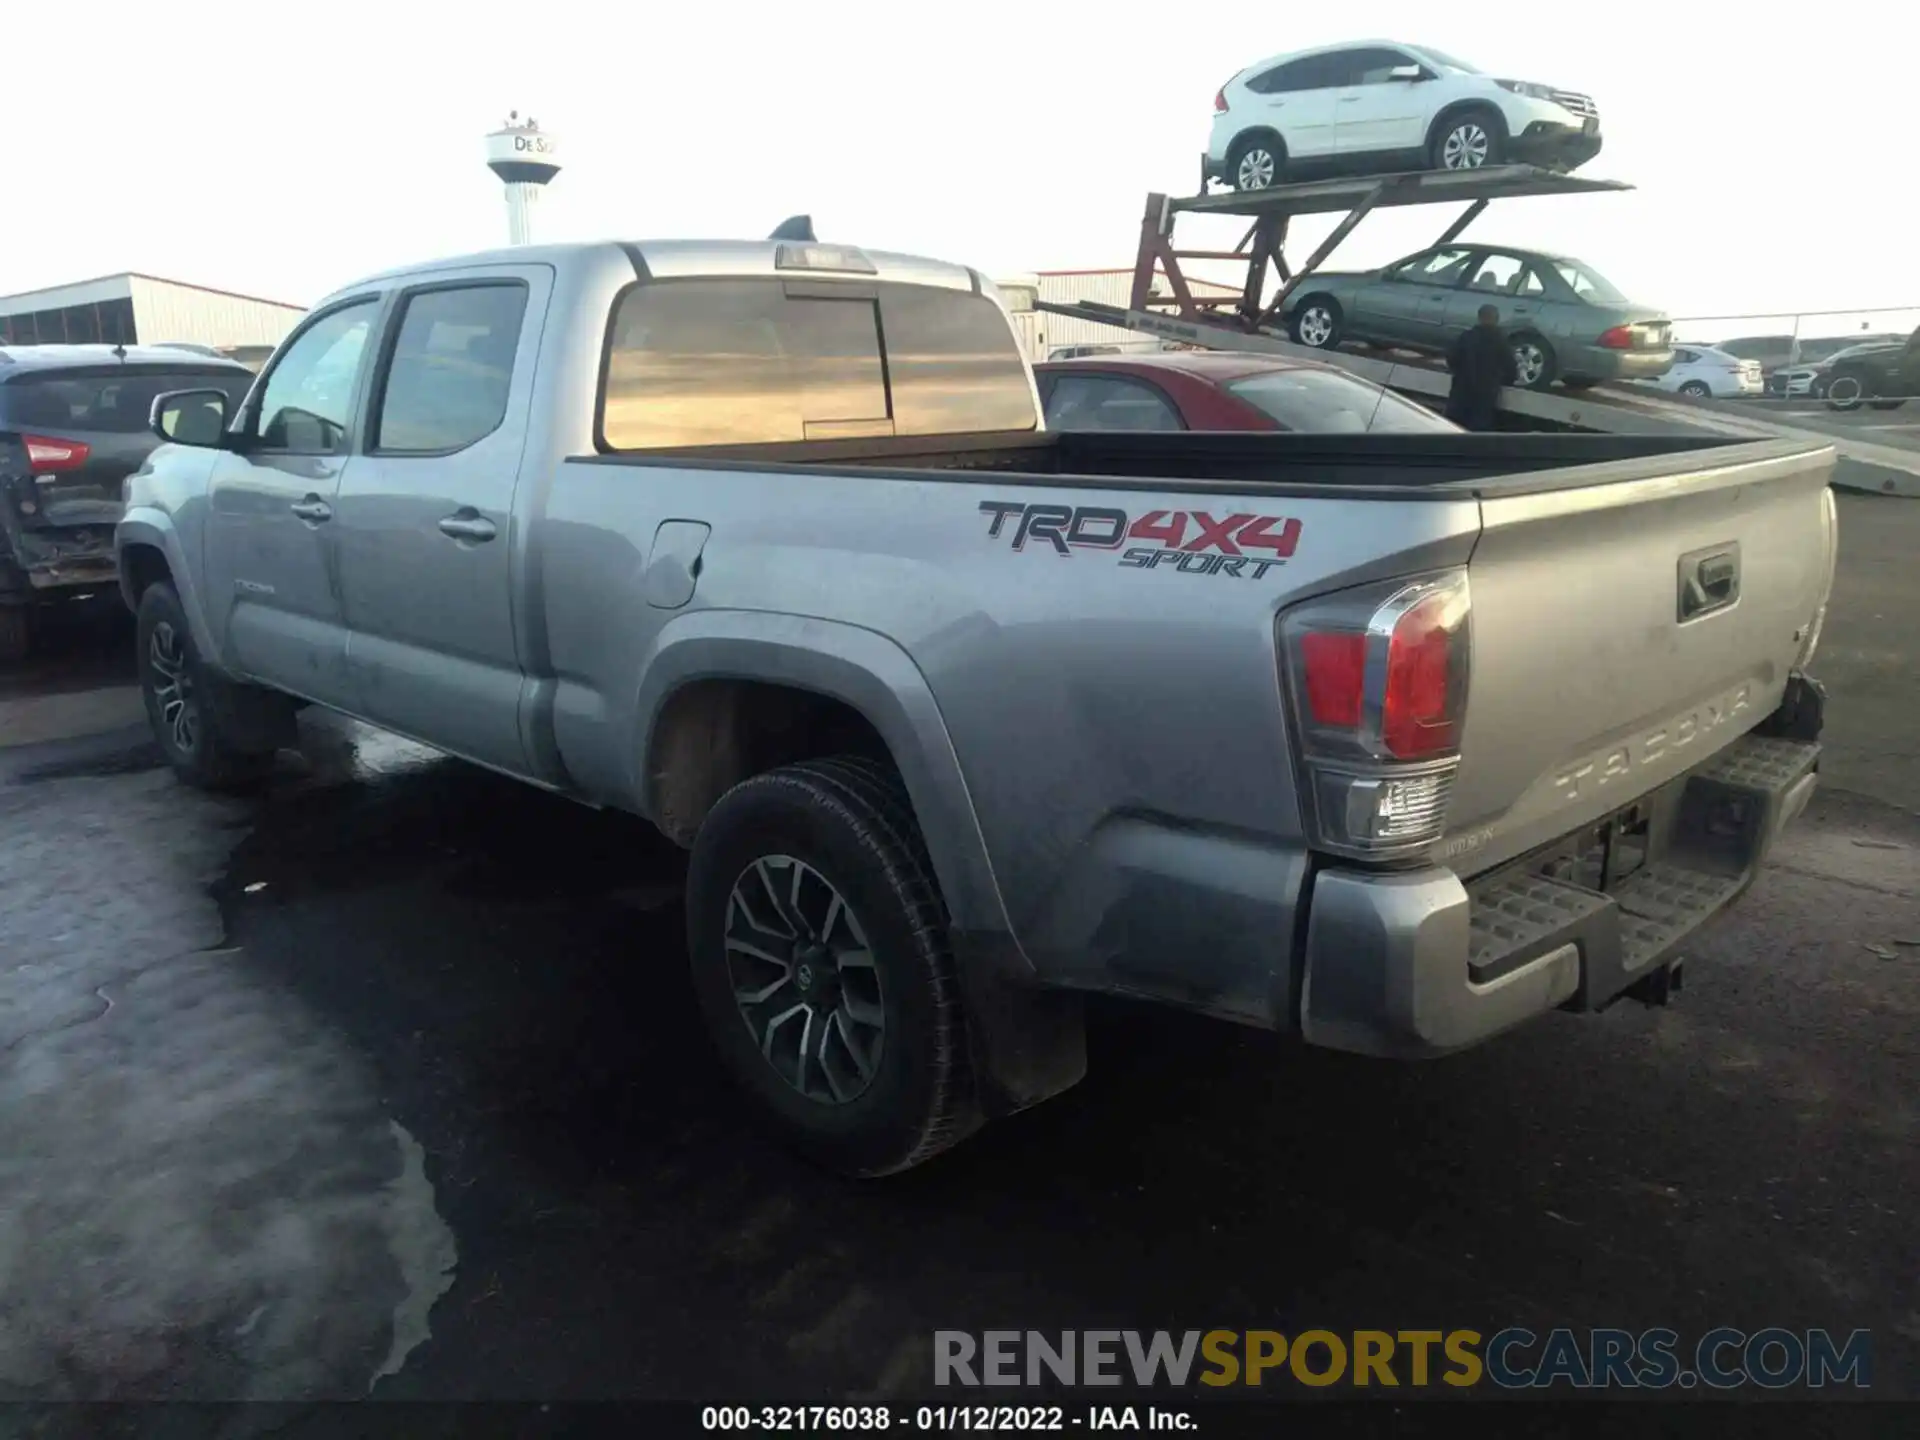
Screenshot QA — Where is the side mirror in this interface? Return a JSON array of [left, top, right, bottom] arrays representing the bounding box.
[[1388, 64, 1426, 82], [150, 388, 232, 448]]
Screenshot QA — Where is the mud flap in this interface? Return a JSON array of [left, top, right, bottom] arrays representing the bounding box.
[[951, 931, 1087, 1118]]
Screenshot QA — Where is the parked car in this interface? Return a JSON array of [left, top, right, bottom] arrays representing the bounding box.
[[1208, 40, 1601, 191], [1279, 244, 1673, 390], [1825, 329, 1920, 411], [1767, 365, 1820, 400], [1769, 341, 1903, 400], [0, 343, 255, 662], [1037, 352, 1459, 432], [120, 235, 1833, 1177], [1632, 345, 1763, 400]]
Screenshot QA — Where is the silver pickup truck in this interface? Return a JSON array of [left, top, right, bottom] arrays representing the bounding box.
[[117, 236, 1837, 1176]]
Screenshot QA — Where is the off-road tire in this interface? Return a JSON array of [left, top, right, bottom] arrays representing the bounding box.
[[686, 756, 980, 1177], [136, 582, 280, 790]]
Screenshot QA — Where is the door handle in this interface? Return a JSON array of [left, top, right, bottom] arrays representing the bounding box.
[[289, 497, 332, 523], [438, 511, 497, 543], [1338, 96, 1362, 103]]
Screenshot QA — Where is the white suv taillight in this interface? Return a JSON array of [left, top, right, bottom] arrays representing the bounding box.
[[1278, 570, 1471, 860]]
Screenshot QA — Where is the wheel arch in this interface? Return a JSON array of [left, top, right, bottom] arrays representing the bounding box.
[[633, 612, 1013, 942], [638, 613, 1086, 1117], [1426, 99, 1508, 152], [117, 511, 226, 673], [1228, 126, 1287, 165]]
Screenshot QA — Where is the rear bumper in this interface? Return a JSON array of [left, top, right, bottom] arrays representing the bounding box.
[[1508, 120, 1602, 170], [1299, 691, 1822, 1059], [0, 509, 120, 600], [1571, 346, 1674, 382]]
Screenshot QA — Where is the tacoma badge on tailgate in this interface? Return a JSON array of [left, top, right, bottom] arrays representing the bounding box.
[[1550, 682, 1755, 804], [978, 500, 1300, 580]]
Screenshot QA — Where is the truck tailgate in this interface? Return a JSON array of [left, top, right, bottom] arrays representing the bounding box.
[[1445, 440, 1836, 876]]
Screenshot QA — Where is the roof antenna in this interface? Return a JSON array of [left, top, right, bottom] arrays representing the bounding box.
[[768, 215, 815, 242], [111, 342, 127, 360]]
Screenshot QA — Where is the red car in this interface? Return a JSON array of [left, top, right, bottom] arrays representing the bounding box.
[[1034, 351, 1461, 434]]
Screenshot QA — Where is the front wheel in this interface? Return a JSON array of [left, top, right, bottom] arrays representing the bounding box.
[[1826, 373, 1868, 411], [1289, 298, 1344, 349], [1511, 333, 1558, 390], [1431, 110, 1507, 171], [136, 582, 282, 790], [685, 756, 980, 1177]]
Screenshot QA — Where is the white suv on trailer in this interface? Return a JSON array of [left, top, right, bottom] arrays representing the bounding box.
[[1207, 40, 1601, 191]]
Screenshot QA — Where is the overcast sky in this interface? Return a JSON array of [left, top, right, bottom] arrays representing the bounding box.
[[11, 3, 1910, 335]]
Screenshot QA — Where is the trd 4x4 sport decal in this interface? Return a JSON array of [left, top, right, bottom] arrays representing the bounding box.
[[978, 500, 1300, 580]]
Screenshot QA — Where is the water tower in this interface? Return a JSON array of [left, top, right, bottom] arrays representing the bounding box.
[[484, 112, 560, 246]]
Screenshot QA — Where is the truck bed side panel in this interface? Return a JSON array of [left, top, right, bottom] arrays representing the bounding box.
[[541, 460, 1480, 1023]]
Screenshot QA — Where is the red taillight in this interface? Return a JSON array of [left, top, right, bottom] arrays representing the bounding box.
[[1295, 594, 1460, 760], [1280, 572, 1471, 858], [1380, 593, 1457, 758], [1214, 87, 1230, 113], [1300, 631, 1365, 726], [24, 435, 91, 472], [1597, 325, 1634, 349]]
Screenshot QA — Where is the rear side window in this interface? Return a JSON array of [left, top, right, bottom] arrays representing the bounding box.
[[599, 278, 1035, 450], [1225, 369, 1459, 433], [1, 370, 252, 433], [1042, 374, 1184, 432], [373, 282, 529, 453], [1251, 54, 1339, 93]]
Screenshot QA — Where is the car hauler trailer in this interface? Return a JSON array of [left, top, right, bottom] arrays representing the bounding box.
[[1037, 165, 1920, 493]]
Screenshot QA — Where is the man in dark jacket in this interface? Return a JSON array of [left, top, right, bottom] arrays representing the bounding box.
[[1446, 304, 1519, 430]]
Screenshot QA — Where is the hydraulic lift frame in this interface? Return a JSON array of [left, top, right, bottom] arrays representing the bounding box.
[[1123, 164, 1631, 333]]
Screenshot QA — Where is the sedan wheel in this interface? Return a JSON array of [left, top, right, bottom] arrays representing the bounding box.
[[1512, 338, 1552, 388], [1826, 374, 1865, 410], [1293, 303, 1339, 348], [1679, 380, 1712, 398]]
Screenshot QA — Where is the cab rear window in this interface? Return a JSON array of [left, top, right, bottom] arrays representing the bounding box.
[[598, 278, 1036, 450]]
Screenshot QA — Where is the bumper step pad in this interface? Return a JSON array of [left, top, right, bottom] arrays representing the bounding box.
[[1463, 731, 1819, 1010]]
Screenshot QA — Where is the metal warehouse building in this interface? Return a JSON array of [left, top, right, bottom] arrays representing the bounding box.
[[0, 273, 305, 367]]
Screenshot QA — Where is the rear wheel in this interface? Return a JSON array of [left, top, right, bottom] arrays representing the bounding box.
[[1431, 109, 1507, 171], [1679, 380, 1712, 398], [136, 582, 281, 790], [1229, 134, 1285, 191], [1289, 297, 1344, 349], [1511, 332, 1558, 390], [686, 756, 980, 1177]]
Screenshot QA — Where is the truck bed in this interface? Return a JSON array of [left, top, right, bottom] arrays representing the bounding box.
[[572, 429, 1807, 498]]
